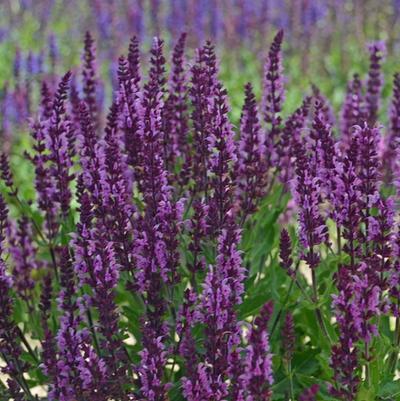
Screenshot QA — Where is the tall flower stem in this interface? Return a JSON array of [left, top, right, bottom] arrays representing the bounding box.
[[288, 359, 294, 401], [270, 278, 295, 336], [6, 191, 60, 282], [388, 305, 400, 374], [48, 244, 59, 282], [337, 226, 342, 256], [1, 351, 35, 400], [311, 269, 333, 344], [17, 327, 39, 364], [365, 342, 371, 386]]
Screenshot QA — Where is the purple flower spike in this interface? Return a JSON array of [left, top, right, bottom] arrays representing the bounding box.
[[47, 71, 75, 218], [310, 99, 336, 200], [278, 96, 311, 182], [340, 74, 364, 151], [330, 328, 360, 398], [134, 37, 182, 290], [382, 73, 400, 183], [237, 83, 267, 220], [356, 124, 381, 232], [333, 265, 380, 347], [279, 229, 295, 277], [77, 101, 105, 210], [312, 85, 336, 127], [46, 246, 112, 401], [49, 247, 87, 401], [292, 138, 329, 269], [190, 43, 217, 195], [163, 32, 189, 172], [0, 196, 31, 400], [0, 152, 17, 195], [137, 323, 171, 401], [263, 29, 285, 165], [187, 200, 209, 276], [330, 261, 380, 399], [207, 81, 237, 232], [134, 38, 183, 400], [366, 41, 386, 125], [240, 301, 274, 401], [299, 384, 319, 401], [331, 147, 361, 262], [102, 103, 134, 268], [390, 73, 400, 147], [39, 273, 57, 390], [128, 36, 141, 89], [27, 119, 57, 239], [282, 312, 295, 360], [7, 217, 39, 302], [177, 289, 199, 381], [183, 223, 245, 400], [117, 55, 142, 182], [40, 81, 54, 119], [82, 32, 99, 126]]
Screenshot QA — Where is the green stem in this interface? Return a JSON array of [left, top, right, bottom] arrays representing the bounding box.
[[271, 278, 295, 336], [168, 336, 182, 382], [9, 188, 60, 284], [1, 351, 35, 401], [86, 309, 101, 356], [311, 269, 333, 344], [388, 314, 400, 374], [12, 193, 46, 243], [49, 244, 59, 283], [337, 226, 342, 257], [365, 342, 371, 387], [288, 359, 295, 401], [17, 327, 39, 364]]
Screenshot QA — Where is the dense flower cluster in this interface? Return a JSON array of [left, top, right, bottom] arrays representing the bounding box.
[[2, 27, 400, 401], [277, 38, 400, 400], [0, 32, 279, 401]]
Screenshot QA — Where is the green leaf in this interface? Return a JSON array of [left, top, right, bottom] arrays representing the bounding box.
[[377, 380, 400, 399], [357, 385, 377, 401]]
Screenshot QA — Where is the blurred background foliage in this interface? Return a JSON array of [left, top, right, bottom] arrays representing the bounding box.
[[0, 0, 400, 109]]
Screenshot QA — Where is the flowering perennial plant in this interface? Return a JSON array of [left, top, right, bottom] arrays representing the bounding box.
[[2, 30, 400, 401]]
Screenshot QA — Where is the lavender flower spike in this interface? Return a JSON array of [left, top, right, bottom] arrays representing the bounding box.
[[279, 229, 295, 277], [117, 55, 142, 180], [134, 37, 182, 290], [127, 35, 141, 88], [340, 74, 364, 151], [189, 43, 217, 195], [0, 195, 31, 400], [47, 71, 75, 218], [240, 301, 274, 401], [237, 82, 267, 220], [134, 37, 183, 400], [163, 32, 188, 171], [366, 41, 386, 125], [207, 81, 237, 232], [263, 29, 285, 165], [7, 217, 39, 302], [282, 312, 295, 361], [183, 224, 245, 400], [82, 31, 99, 125], [0, 152, 16, 195], [292, 139, 329, 269], [382, 73, 400, 183]]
